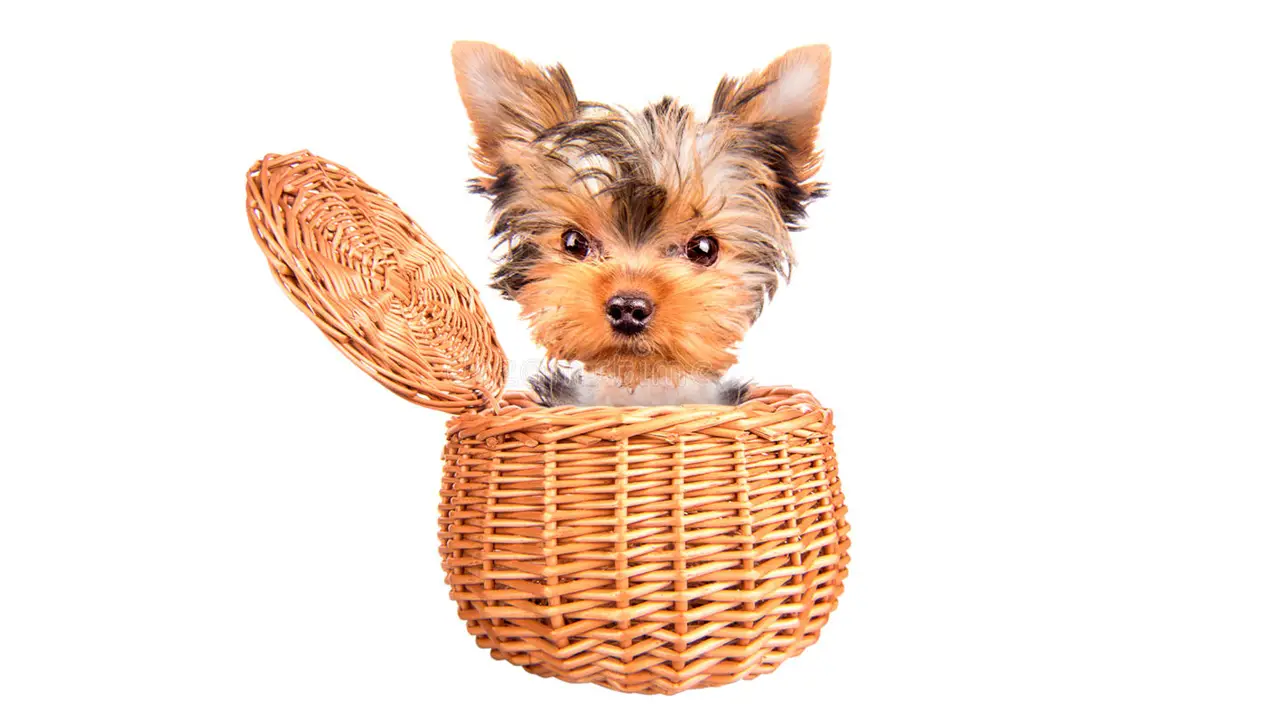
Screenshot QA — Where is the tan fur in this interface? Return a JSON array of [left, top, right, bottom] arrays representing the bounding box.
[[518, 256, 752, 386]]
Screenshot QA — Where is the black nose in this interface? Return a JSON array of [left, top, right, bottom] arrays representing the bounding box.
[[605, 292, 654, 335]]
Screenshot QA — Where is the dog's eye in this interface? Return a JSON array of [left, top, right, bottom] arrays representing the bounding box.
[[685, 235, 719, 266], [561, 229, 592, 260]]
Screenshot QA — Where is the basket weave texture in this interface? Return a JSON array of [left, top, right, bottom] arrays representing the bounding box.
[[245, 151, 506, 413], [440, 386, 849, 695]]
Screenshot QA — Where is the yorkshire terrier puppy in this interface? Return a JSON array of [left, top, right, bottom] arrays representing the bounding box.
[[451, 42, 830, 406]]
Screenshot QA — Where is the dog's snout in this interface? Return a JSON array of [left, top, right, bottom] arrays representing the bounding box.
[[606, 292, 654, 335]]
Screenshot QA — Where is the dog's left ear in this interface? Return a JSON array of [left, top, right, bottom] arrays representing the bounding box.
[[713, 45, 831, 178], [452, 41, 579, 179]]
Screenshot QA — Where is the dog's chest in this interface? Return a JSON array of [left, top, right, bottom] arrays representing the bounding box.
[[578, 373, 728, 406]]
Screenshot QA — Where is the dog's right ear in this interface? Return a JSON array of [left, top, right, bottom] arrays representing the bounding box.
[[452, 41, 578, 179]]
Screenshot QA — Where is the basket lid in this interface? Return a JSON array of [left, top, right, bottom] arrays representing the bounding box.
[[245, 150, 507, 414]]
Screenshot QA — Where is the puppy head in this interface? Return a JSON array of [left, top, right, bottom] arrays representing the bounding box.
[[452, 41, 830, 386]]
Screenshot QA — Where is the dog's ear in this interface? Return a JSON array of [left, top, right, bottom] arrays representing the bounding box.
[[452, 41, 578, 176], [713, 45, 831, 175]]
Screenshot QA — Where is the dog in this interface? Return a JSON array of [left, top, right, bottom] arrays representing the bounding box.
[[451, 41, 830, 405]]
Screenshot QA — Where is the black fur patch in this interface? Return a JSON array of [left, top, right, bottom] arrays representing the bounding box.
[[469, 162, 545, 299], [741, 122, 824, 231], [529, 365, 583, 406], [711, 78, 769, 115], [477, 164, 520, 206], [607, 180, 668, 244], [716, 378, 753, 406], [490, 239, 541, 299]]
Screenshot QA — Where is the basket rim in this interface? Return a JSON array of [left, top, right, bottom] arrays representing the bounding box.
[[447, 385, 832, 444]]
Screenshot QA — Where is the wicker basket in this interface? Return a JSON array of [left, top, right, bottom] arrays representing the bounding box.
[[246, 150, 850, 695]]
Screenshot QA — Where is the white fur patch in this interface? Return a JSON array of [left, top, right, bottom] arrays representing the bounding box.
[[577, 371, 728, 406], [763, 63, 819, 120]]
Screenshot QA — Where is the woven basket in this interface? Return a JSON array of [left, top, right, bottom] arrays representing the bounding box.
[[246, 150, 850, 695]]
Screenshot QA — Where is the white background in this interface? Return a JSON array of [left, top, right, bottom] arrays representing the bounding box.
[[2, 2, 1277, 718]]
